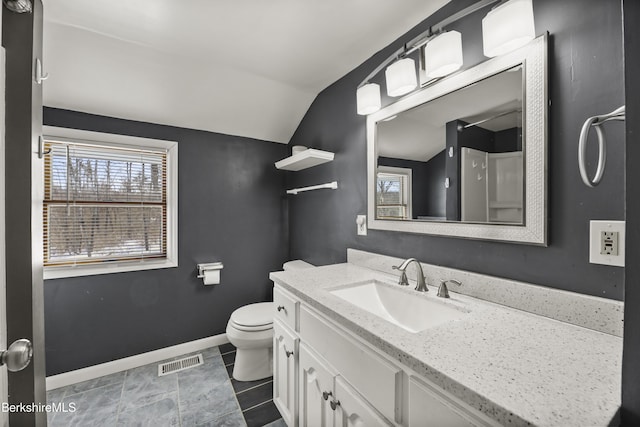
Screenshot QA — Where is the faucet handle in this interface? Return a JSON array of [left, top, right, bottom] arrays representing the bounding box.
[[399, 271, 409, 286], [437, 279, 462, 298], [392, 265, 409, 286]]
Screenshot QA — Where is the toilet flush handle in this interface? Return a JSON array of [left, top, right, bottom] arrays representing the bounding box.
[[277, 305, 286, 313]]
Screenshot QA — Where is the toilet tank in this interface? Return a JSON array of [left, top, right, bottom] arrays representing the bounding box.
[[283, 260, 314, 271]]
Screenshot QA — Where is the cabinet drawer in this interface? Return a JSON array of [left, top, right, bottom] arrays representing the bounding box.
[[299, 306, 402, 423], [274, 286, 300, 331]]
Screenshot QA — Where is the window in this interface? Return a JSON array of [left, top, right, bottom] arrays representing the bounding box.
[[42, 127, 177, 279], [376, 166, 412, 220]]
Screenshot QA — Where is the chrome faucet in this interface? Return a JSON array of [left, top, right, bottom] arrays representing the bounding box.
[[392, 258, 428, 292], [437, 279, 462, 298]]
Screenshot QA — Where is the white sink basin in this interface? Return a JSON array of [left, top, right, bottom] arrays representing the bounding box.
[[330, 280, 467, 333]]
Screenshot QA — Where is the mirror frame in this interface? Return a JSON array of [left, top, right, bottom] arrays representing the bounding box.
[[367, 34, 548, 245]]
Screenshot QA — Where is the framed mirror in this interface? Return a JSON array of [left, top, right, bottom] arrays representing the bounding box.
[[367, 34, 547, 245]]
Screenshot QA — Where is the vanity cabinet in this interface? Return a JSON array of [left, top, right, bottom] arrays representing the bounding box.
[[298, 342, 335, 427], [274, 319, 299, 427], [298, 305, 401, 423], [299, 342, 392, 427], [273, 284, 498, 427]]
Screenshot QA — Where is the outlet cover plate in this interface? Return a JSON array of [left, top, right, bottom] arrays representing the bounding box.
[[356, 215, 367, 236], [590, 220, 625, 267]]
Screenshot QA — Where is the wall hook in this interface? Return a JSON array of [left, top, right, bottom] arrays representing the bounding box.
[[35, 58, 49, 85], [37, 136, 51, 159]]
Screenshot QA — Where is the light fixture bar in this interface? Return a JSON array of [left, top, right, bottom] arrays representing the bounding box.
[[459, 109, 522, 130], [357, 0, 500, 89], [405, 0, 500, 56]]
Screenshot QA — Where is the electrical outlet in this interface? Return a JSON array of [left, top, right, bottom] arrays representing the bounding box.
[[356, 215, 367, 236], [590, 220, 625, 267], [601, 231, 618, 255]]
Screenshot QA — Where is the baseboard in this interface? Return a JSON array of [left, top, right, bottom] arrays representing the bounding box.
[[46, 333, 229, 391]]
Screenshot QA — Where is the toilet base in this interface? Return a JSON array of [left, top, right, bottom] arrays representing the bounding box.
[[232, 346, 273, 381]]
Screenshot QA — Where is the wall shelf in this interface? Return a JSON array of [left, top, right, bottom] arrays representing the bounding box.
[[275, 149, 334, 171]]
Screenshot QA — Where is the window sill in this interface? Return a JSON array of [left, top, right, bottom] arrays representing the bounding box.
[[43, 259, 178, 280]]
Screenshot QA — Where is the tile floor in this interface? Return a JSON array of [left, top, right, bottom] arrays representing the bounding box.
[[46, 344, 286, 427]]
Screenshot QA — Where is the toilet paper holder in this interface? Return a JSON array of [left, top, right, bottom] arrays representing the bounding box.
[[197, 262, 224, 279]]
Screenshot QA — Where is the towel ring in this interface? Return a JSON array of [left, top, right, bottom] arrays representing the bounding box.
[[578, 106, 625, 187]]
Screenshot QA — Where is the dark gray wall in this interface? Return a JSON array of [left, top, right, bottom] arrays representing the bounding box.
[[622, 0, 640, 423], [43, 108, 288, 375], [421, 151, 447, 218], [288, 0, 625, 300], [494, 128, 522, 152]]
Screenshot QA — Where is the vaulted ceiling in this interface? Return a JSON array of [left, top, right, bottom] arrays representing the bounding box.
[[43, 0, 450, 143]]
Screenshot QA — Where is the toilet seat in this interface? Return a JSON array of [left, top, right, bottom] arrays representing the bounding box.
[[229, 322, 272, 332], [230, 302, 273, 332]]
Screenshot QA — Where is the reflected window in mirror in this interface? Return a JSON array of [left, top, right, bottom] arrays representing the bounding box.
[[376, 166, 412, 220]]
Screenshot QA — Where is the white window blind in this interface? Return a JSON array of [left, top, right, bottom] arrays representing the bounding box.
[[43, 140, 168, 267]]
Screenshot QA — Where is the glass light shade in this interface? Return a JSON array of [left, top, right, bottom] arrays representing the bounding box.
[[356, 83, 381, 115], [424, 31, 463, 78], [385, 58, 417, 97], [482, 0, 535, 58]]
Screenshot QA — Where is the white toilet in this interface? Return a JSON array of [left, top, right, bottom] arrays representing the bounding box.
[[226, 260, 313, 381]]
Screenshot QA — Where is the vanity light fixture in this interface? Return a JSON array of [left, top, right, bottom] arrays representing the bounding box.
[[356, 83, 382, 115], [424, 31, 463, 79], [3, 0, 32, 13], [355, 0, 536, 116], [385, 58, 418, 97], [482, 0, 535, 58]]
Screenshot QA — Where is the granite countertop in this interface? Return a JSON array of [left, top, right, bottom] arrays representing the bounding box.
[[269, 263, 622, 427]]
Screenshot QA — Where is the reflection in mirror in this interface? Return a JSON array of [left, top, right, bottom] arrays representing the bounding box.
[[376, 66, 524, 224], [367, 34, 547, 245], [376, 166, 412, 219]]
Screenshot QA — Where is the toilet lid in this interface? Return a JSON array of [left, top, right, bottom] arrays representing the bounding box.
[[230, 302, 273, 328]]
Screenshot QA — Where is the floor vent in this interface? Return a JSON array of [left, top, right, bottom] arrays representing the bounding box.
[[158, 354, 203, 376]]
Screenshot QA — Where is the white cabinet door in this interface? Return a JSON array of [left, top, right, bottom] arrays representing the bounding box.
[[299, 306, 401, 422], [408, 376, 498, 427], [299, 343, 336, 427], [274, 320, 299, 427], [334, 376, 393, 427]]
